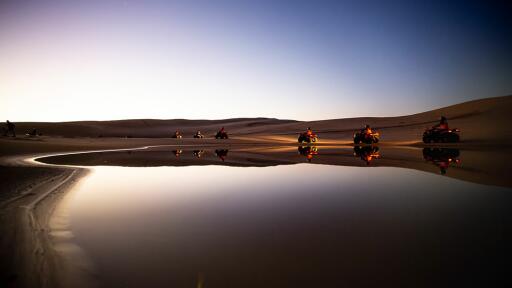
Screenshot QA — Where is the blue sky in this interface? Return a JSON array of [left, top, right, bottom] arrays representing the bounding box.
[[1, 0, 511, 121]]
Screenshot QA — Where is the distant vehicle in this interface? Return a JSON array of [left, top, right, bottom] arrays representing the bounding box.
[[193, 131, 204, 139], [298, 127, 318, 143], [172, 130, 183, 139], [172, 149, 183, 157], [353, 127, 379, 144], [215, 127, 228, 139], [25, 128, 42, 137], [423, 127, 460, 143]]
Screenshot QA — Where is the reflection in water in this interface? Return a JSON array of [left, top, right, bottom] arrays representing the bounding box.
[[193, 150, 205, 158], [215, 149, 229, 161], [36, 146, 512, 188], [172, 149, 183, 157], [65, 164, 512, 287], [297, 146, 318, 162], [353, 145, 381, 165], [423, 148, 460, 175]]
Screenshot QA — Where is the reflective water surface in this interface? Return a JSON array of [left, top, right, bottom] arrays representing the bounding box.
[[40, 146, 512, 287]]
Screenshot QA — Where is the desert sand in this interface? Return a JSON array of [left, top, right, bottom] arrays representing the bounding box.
[[1, 95, 511, 287]]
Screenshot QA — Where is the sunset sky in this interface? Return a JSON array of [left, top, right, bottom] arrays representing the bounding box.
[[1, 0, 511, 121]]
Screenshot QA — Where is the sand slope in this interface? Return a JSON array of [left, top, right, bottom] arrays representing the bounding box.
[[8, 95, 512, 143]]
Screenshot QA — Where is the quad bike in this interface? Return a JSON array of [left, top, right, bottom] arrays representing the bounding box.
[[298, 131, 318, 143], [215, 131, 229, 139], [193, 131, 204, 139], [298, 146, 318, 162], [423, 128, 460, 143], [353, 145, 380, 165], [353, 131, 379, 144], [172, 131, 183, 139], [422, 148, 460, 174], [25, 128, 42, 137]]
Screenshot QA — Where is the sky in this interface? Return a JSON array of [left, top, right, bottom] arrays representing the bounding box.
[[1, 0, 511, 121]]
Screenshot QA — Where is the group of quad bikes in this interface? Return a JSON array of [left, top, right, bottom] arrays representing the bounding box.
[[171, 128, 229, 139], [298, 117, 461, 145]]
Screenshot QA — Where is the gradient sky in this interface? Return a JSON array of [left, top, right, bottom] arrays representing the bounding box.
[[1, 0, 511, 121]]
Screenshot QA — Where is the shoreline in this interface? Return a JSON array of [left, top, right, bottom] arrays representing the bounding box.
[[0, 153, 90, 288]]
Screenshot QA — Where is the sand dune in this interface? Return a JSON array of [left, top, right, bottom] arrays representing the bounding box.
[[9, 95, 512, 144]]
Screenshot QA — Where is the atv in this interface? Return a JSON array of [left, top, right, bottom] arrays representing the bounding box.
[[298, 131, 318, 143], [25, 128, 42, 137], [172, 131, 183, 139], [353, 130, 379, 144], [215, 131, 229, 139], [193, 131, 204, 139], [422, 128, 460, 143]]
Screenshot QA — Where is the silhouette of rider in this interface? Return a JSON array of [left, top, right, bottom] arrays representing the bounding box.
[[433, 116, 449, 131], [306, 127, 313, 136], [6, 120, 15, 137], [363, 124, 373, 135]]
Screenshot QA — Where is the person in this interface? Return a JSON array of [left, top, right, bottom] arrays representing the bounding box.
[[363, 124, 373, 135], [432, 116, 449, 131], [360, 124, 373, 138], [6, 120, 15, 137], [306, 127, 313, 136]]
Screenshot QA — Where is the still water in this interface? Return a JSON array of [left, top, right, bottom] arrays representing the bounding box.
[[42, 147, 511, 287]]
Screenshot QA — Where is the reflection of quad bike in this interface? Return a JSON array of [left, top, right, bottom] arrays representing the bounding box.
[[423, 148, 460, 175], [172, 131, 183, 139], [215, 131, 229, 139], [215, 149, 229, 161], [353, 145, 380, 165], [298, 146, 318, 162], [193, 132, 204, 139], [193, 150, 205, 158], [172, 149, 183, 157], [353, 131, 379, 144], [298, 131, 318, 143], [423, 128, 460, 143]]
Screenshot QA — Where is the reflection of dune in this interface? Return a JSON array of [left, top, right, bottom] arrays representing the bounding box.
[[8, 95, 512, 144], [37, 146, 512, 188]]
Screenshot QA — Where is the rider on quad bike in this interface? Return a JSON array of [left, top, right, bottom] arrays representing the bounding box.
[[172, 130, 183, 139], [298, 127, 318, 143], [353, 125, 379, 144], [423, 116, 460, 143], [193, 130, 204, 139], [215, 127, 229, 139]]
